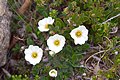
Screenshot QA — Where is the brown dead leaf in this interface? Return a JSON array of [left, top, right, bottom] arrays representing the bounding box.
[[9, 36, 24, 49], [18, 0, 31, 14]]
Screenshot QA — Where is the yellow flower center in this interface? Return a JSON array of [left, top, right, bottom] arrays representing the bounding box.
[[54, 40, 60, 46], [31, 52, 38, 58], [51, 71, 56, 74], [75, 30, 82, 37], [45, 24, 49, 29]]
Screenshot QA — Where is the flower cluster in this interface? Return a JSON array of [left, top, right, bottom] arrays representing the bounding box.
[[24, 17, 89, 78]]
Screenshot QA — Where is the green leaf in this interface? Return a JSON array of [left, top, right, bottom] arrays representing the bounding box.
[[114, 54, 120, 65], [64, 45, 73, 54], [32, 65, 40, 76], [71, 53, 77, 63], [49, 10, 58, 18], [26, 25, 32, 33], [36, 6, 48, 17], [40, 76, 49, 80], [55, 18, 65, 29], [82, 43, 90, 51], [71, 13, 80, 25], [12, 44, 21, 52], [26, 37, 34, 45]]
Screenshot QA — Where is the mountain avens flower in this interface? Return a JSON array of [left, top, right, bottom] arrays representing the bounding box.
[[38, 17, 54, 32], [24, 45, 43, 65], [49, 69, 57, 77], [47, 34, 66, 53], [70, 25, 88, 45]]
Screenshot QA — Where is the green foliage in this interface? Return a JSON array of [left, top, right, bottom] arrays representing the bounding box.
[[49, 10, 58, 18], [114, 54, 120, 65], [26, 37, 34, 45], [9, 75, 29, 80], [12, 44, 21, 52], [90, 23, 110, 44], [26, 25, 32, 33], [36, 6, 48, 17], [8, 75, 40, 80], [50, 18, 65, 33]]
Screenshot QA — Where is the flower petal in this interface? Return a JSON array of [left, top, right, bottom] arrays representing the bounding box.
[[47, 17, 54, 24], [74, 37, 86, 45], [80, 26, 88, 36], [49, 69, 57, 77], [38, 25, 49, 32], [24, 49, 32, 55], [38, 18, 47, 26]]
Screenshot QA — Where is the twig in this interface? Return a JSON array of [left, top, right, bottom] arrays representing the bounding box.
[[2, 68, 11, 78], [8, 3, 27, 24], [84, 50, 107, 69], [102, 13, 120, 24], [103, 36, 112, 44], [108, 58, 114, 64], [85, 36, 112, 71], [13, 36, 24, 41], [110, 27, 118, 34], [18, 0, 31, 14]]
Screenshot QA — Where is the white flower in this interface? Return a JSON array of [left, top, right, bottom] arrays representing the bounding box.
[[38, 17, 54, 32], [49, 69, 57, 77], [24, 45, 43, 65], [70, 25, 88, 45], [49, 51, 56, 57], [47, 34, 66, 53], [115, 51, 118, 55], [82, 73, 86, 76]]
